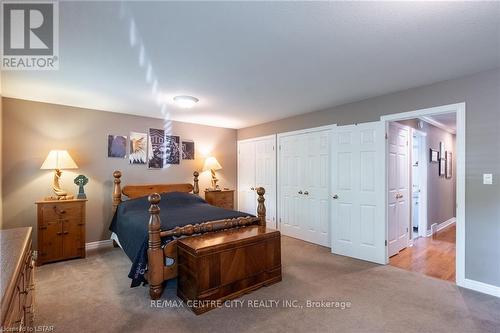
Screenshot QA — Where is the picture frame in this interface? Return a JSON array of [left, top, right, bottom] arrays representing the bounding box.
[[107, 135, 127, 158], [430, 148, 439, 163], [446, 151, 452, 179], [439, 157, 446, 176], [439, 141, 445, 158], [182, 140, 195, 160]]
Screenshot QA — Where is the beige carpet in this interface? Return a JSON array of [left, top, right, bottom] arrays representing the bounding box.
[[35, 236, 500, 333]]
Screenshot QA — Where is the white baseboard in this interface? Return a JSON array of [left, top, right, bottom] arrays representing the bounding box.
[[459, 278, 500, 298], [85, 239, 113, 250], [425, 217, 456, 237]]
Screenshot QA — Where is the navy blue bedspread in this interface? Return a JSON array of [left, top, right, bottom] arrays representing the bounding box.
[[109, 192, 252, 287]]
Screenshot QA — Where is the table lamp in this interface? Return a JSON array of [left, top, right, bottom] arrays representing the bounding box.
[[203, 156, 222, 190], [40, 150, 78, 200]]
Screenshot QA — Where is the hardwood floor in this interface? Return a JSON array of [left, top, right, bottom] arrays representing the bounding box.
[[389, 224, 456, 282]]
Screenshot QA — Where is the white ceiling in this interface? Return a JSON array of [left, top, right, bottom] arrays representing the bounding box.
[[2, 1, 499, 129], [424, 112, 457, 133]]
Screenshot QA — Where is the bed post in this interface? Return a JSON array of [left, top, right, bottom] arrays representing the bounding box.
[[112, 170, 122, 214], [148, 193, 164, 300], [256, 187, 266, 227], [193, 171, 199, 195]]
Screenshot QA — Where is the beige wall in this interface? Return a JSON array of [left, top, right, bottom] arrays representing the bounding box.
[[0, 94, 3, 229], [2, 97, 237, 243], [238, 68, 500, 287]]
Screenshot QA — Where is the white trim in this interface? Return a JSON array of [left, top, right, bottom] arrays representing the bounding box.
[[411, 129, 428, 239], [461, 279, 500, 298], [237, 134, 276, 144], [437, 217, 456, 232], [420, 116, 456, 134], [380, 103, 464, 122], [276, 124, 336, 139], [85, 239, 113, 250], [425, 217, 456, 237], [382, 102, 467, 291]]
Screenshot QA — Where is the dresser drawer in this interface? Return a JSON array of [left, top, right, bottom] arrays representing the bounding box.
[[40, 202, 83, 222], [205, 190, 234, 210]]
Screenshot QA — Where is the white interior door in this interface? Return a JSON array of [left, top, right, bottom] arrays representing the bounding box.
[[255, 137, 277, 228], [302, 131, 330, 246], [237, 140, 256, 215], [331, 122, 386, 264], [387, 123, 410, 257], [279, 133, 305, 241], [279, 129, 331, 247]]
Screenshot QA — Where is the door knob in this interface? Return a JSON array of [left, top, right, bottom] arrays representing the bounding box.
[[298, 190, 303, 194], [332, 194, 339, 199], [304, 191, 309, 195]]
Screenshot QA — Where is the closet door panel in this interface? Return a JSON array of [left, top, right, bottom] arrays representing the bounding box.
[[255, 138, 276, 228], [279, 130, 330, 247], [237, 141, 256, 215]]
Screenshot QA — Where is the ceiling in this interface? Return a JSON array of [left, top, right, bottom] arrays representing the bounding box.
[[2, 1, 499, 129], [423, 113, 457, 133]]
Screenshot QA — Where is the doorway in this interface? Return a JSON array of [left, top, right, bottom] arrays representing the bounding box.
[[382, 105, 461, 283]]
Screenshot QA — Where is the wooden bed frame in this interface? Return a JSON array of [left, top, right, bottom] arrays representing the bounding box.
[[111, 170, 266, 299]]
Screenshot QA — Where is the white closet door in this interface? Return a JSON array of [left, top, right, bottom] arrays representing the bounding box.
[[279, 133, 305, 241], [331, 122, 386, 264], [255, 137, 277, 228], [279, 129, 331, 247], [387, 123, 410, 257], [302, 131, 330, 246], [237, 140, 256, 215]]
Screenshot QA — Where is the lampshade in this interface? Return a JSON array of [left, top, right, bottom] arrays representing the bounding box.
[[40, 150, 78, 170], [203, 156, 222, 172]]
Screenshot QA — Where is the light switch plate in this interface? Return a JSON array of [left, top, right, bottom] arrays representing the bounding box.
[[483, 173, 493, 185]]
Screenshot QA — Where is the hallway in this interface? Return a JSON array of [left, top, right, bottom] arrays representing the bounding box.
[[390, 224, 456, 282]]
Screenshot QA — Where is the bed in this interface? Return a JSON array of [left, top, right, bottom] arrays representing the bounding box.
[[109, 170, 267, 299]]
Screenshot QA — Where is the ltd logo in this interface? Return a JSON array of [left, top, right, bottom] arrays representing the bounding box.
[[1, 1, 59, 70]]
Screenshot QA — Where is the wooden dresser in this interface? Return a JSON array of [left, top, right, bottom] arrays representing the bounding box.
[[36, 199, 87, 265], [1, 227, 35, 330], [177, 226, 282, 314], [204, 190, 234, 210]]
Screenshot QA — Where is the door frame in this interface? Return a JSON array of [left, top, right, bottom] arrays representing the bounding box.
[[237, 134, 277, 226], [410, 128, 428, 240], [276, 124, 336, 233], [381, 102, 465, 285]]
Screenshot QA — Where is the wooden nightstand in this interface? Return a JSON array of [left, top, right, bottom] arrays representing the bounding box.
[[35, 199, 87, 265], [204, 190, 234, 210]]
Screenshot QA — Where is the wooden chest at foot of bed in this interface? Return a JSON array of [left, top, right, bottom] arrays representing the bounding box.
[[177, 226, 282, 314]]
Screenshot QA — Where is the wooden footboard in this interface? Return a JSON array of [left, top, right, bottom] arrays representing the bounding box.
[[112, 170, 266, 299]]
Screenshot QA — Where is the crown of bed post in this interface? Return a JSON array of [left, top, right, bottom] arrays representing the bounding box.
[[256, 187, 266, 227], [148, 193, 164, 300], [193, 171, 199, 195], [112, 170, 122, 214]]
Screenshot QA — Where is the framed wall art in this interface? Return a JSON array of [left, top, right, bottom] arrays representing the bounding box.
[[430, 148, 439, 163], [129, 132, 147, 165], [108, 135, 127, 158], [446, 151, 452, 179]]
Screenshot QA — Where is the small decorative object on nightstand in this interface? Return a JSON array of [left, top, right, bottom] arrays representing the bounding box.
[[36, 199, 87, 265], [203, 156, 222, 190], [40, 150, 78, 200], [204, 189, 234, 210], [74, 174, 89, 199]]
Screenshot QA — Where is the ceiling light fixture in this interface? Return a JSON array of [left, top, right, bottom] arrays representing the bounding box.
[[173, 95, 199, 108]]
